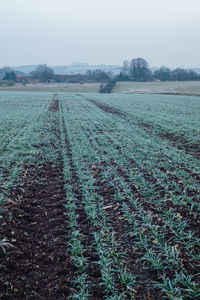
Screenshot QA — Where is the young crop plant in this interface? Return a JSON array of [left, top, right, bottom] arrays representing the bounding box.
[[119, 269, 136, 293], [0, 238, 15, 254], [175, 271, 200, 298], [154, 274, 183, 299], [71, 274, 91, 300], [161, 244, 182, 268], [64, 188, 90, 295], [93, 231, 131, 298], [105, 295, 128, 300], [141, 248, 166, 271]]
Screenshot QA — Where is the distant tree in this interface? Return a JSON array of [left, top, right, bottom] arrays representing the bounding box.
[[118, 60, 131, 81], [3, 71, 16, 81], [154, 66, 172, 81], [119, 58, 200, 82], [99, 78, 117, 93], [171, 68, 189, 81], [129, 58, 152, 81], [187, 70, 199, 80], [153, 67, 200, 81], [30, 64, 54, 82], [86, 69, 110, 82], [22, 77, 29, 88], [122, 60, 130, 77]]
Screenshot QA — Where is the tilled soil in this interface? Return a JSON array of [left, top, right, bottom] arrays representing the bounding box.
[[48, 99, 59, 112], [0, 162, 74, 299], [86, 99, 126, 117]]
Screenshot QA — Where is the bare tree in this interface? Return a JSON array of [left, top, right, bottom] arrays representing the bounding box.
[[129, 58, 151, 81], [122, 60, 130, 77], [30, 64, 54, 82]]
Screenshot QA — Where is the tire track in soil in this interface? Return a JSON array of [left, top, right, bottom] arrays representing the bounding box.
[[82, 96, 200, 161], [85, 101, 200, 183], [0, 103, 73, 299], [48, 98, 59, 112], [80, 103, 200, 206], [86, 99, 126, 117]]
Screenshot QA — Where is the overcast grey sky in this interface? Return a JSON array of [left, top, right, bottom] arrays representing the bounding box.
[[0, 0, 200, 68]]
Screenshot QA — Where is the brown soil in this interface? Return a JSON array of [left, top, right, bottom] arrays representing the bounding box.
[[87, 99, 126, 117], [0, 161, 74, 299], [48, 99, 59, 112], [65, 103, 69, 111], [0, 100, 73, 299], [159, 132, 200, 159], [134, 122, 200, 160]]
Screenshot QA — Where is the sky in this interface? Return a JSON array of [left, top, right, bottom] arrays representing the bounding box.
[[0, 0, 200, 68]]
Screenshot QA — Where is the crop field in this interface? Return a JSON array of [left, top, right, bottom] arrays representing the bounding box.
[[113, 81, 200, 95], [0, 82, 100, 93], [0, 91, 200, 299]]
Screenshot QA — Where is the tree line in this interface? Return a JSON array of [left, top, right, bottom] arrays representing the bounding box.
[[26, 61, 200, 84], [2, 71, 16, 81], [119, 58, 200, 82], [30, 65, 112, 83], [2, 60, 200, 93]]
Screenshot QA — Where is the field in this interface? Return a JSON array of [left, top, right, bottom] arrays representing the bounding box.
[[113, 81, 200, 95], [0, 82, 100, 93], [0, 91, 200, 299], [2, 81, 200, 96]]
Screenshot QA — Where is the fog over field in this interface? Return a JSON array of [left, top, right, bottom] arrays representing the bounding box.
[[0, 0, 200, 68]]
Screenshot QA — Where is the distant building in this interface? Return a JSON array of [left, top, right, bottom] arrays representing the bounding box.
[[29, 78, 40, 84], [54, 75, 67, 82], [16, 76, 40, 84], [47, 79, 55, 84], [16, 76, 27, 83]]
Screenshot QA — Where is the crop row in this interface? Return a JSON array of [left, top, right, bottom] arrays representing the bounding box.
[[59, 99, 137, 299]]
